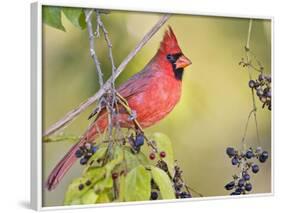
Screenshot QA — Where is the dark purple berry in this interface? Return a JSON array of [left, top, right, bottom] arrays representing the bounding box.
[[235, 187, 243, 194], [85, 180, 91, 186], [245, 183, 252, 191], [242, 172, 250, 181], [238, 179, 245, 187], [151, 191, 158, 200], [258, 74, 266, 81], [231, 157, 239, 165], [252, 164, 259, 173], [266, 91, 271, 98], [226, 147, 236, 157], [91, 146, 98, 154], [231, 191, 241, 195], [75, 149, 83, 158], [78, 184, 84, 190], [135, 133, 144, 147], [225, 181, 235, 190], [245, 150, 254, 159], [80, 157, 88, 165], [180, 192, 191, 198], [259, 151, 268, 163], [254, 81, 260, 88], [248, 80, 255, 88], [256, 89, 264, 97], [160, 151, 166, 158]]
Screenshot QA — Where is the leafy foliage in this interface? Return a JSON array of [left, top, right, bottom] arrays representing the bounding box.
[[43, 6, 65, 31], [43, 6, 86, 31], [62, 7, 86, 29], [63, 130, 191, 205]]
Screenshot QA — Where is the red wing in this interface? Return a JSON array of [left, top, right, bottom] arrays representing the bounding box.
[[88, 64, 157, 121], [117, 68, 153, 99]]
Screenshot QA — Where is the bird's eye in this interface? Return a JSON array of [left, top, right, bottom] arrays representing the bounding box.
[[166, 54, 174, 62]]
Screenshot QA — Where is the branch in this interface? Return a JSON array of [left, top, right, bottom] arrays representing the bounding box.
[[241, 19, 261, 148], [43, 14, 171, 137], [95, 10, 116, 76], [84, 9, 104, 87], [43, 134, 80, 143], [95, 10, 118, 139]]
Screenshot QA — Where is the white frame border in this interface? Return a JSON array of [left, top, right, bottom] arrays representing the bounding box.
[[31, 0, 274, 211]]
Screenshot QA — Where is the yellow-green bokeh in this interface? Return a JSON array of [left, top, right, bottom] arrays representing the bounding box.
[[42, 9, 271, 207]]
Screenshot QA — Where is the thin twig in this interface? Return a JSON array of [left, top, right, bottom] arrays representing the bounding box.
[[241, 19, 261, 147], [184, 184, 203, 197], [95, 9, 118, 140], [84, 9, 104, 87], [43, 134, 80, 143], [96, 10, 116, 75], [43, 14, 171, 137], [241, 109, 255, 149]]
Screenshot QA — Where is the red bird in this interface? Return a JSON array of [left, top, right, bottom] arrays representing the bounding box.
[[46, 26, 192, 190]]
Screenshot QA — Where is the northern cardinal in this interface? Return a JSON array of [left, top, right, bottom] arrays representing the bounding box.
[[46, 26, 192, 190]]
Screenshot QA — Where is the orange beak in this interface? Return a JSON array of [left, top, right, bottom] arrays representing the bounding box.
[[175, 55, 192, 69]]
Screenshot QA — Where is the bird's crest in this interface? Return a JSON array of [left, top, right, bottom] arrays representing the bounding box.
[[159, 26, 182, 55]]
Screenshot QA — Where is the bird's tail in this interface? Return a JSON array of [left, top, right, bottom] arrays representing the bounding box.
[[46, 127, 99, 191]]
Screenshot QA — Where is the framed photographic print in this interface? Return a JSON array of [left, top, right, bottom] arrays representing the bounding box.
[[31, 0, 273, 210]]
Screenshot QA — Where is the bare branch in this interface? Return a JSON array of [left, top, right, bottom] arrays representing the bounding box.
[[84, 9, 104, 87], [241, 19, 261, 148], [43, 14, 171, 137], [95, 9, 118, 139], [96, 10, 116, 75]]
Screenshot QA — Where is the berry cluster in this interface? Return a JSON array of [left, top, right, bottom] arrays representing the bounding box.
[[149, 151, 166, 161], [78, 179, 92, 191], [75, 142, 98, 165], [248, 73, 271, 110], [149, 162, 192, 200], [173, 165, 192, 198], [225, 147, 269, 195]]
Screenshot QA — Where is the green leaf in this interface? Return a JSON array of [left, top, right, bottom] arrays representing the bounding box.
[[152, 132, 175, 176], [42, 6, 65, 31], [124, 148, 150, 171], [62, 7, 86, 29], [81, 190, 98, 204], [125, 165, 151, 201], [150, 166, 175, 200]]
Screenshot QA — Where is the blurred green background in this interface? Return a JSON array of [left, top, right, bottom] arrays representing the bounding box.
[[42, 9, 271, 207]]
